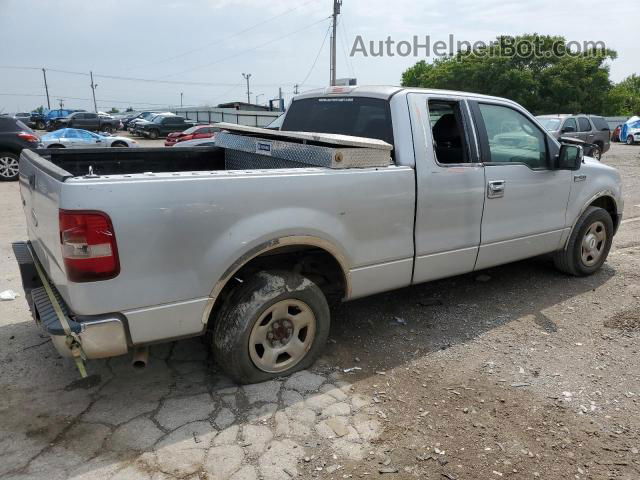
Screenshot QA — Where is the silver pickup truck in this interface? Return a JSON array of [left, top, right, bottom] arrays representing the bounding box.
[[14, 86, 623, 384]]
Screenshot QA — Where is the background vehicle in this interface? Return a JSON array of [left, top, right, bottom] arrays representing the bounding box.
[[128, 112, 170, 135], [50, 112, 121, 133], [139, 115, 196, 139], [13, 112, 33, 126], [40, 128, 137, 148], [612, 124, 622, 142], [16, 86, 623, 384], [165, 124, 220, 146], [44, 109, 86, 130], [536, 114, 610, 160], [620, 117, 640, 145], [0, 116, 39, 181]]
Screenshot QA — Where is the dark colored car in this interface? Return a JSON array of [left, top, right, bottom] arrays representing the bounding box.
[[536, 114, 611, 160], [164, 124, 220, 146], [50, 112, 121, 133], [0, 116, 40, 181], [611, 125, 622, 142], [122, 111, 160, 130], [139, 115, 196, 139]]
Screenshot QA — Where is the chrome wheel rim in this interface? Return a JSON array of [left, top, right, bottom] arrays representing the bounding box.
[[581, 221, 606, 267], [593, 147, 601, 160], [248, 299, 316, 373], [0, 156, 18, 178]]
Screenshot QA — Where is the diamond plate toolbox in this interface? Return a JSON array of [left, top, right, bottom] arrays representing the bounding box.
[[216, 132, 392, 170]]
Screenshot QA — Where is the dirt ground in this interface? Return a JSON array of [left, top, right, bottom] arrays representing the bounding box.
[[1, 143, 639, 480]]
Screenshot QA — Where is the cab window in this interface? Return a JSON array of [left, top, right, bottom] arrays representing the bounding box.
[[477, 103, 548, 170], [427, 100, 471, 165]]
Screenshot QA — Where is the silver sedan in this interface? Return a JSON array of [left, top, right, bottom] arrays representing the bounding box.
[[40, 128, 138, 148]]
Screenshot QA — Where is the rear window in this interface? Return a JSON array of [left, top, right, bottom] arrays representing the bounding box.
[[590, 116, 610, 131], [281, 97, 394, 146]]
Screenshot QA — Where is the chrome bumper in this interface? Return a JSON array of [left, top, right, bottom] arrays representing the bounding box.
[[12, 242, 129, 359]]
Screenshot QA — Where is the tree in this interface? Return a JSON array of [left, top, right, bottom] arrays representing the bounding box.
[[34, 105, 45, 114], [107, 107, 120, 114], [605, 74, 640, 116], [125, 107, 134, 112], [401, 34, 617, 115]]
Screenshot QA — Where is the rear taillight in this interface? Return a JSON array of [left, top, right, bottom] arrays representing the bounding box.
[[18, 132, 39, 143], [59, 210, 120, 282]]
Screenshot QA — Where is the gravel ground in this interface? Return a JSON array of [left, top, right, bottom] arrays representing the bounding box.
[[0, 143, 639, 479]]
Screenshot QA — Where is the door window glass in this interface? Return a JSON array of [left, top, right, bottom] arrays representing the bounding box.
[[563, 118, 577, 132], [478, 104, 548, 169], [578, 117, 592, 132], [427, 100, 471, 164]]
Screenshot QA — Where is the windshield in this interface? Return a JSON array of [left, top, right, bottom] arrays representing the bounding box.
[[537, 118, 561, 131], [281, 97, 394, 146], [265, 115, 284, 130]]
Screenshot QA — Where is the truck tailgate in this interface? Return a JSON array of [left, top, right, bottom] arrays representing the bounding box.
[[19, 150, 71, 291]]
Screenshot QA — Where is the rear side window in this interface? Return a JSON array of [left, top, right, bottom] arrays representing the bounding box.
[[590, 116, 610, 131], [578, 117, 592, 132], [281, 97, 394, 147]]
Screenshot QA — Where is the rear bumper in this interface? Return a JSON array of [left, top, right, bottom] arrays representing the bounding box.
[[12, 241, 129, 359]]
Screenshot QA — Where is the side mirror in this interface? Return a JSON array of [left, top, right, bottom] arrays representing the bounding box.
[[556, 144, 583, 170], [561, 126, 576, 133]]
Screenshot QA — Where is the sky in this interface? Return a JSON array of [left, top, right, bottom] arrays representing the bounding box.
[[0, 0, 638, 113]]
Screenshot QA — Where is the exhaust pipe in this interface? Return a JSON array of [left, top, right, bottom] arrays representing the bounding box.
[[131, 347, 149, 369]]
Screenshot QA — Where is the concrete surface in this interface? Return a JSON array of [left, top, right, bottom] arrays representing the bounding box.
[[1, 143, 639, 479]]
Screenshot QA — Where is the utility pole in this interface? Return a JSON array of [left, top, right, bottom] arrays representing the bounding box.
[[90, 71, 98, 113], [242, 73, 252, 104], [293, 84, 299, 95], [278, 87, 283, 111], [330, 0, 342, 86], [180, 92, 183, 107], [57, 98, 64, 110], [42, 68, 51, 109]]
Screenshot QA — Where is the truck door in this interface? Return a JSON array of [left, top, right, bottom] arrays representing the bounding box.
[[408, 94, 486, 283], [469, 101, 571, 269], [577, 116, 594, 143]]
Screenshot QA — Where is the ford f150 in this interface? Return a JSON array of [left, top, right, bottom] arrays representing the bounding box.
[[14, 86, 624, 383]]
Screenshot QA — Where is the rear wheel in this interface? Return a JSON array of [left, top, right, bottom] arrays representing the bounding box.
[[554, 206, 613, 276], [102, 125, 113, 134], [591, 144, 602, 160], [212, 270, 330, 384], [148, 129, 159, 140], [36, 120, 45, 130], [0, 152, 19, 181], [627, 135, 635, 145]]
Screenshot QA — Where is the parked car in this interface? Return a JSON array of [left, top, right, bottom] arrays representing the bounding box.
[[40, 128, 138, 148], [15, 86, 623, 384], [611, 125, 622, 142], [119, 112, 144, 130], [165, 124, 220, 146], [30, 112, 47, 130], [139, 114, 196, 139], [44, 109, 86, 130], [128, 112, 171, 135], [620, 118, 640, 145], [536, 114, 610, 160], [0, 116, 39, 181], [49, 112, 121, 133], [13, 112, 33, 126]]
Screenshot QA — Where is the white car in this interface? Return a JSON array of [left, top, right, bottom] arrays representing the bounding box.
[[40, 128, 138, 148]]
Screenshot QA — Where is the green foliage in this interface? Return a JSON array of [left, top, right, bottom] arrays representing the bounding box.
[[401, 34, 619, 115], [604, 74, 640, 116], [34, 105, 45, 114], [125, 107, 134, 112], [107, 107, 120, 114]]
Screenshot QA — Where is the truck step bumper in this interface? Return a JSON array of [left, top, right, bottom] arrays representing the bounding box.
[[12, 242, 129, 359]]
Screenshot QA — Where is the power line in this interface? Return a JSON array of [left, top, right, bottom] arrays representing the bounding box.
[[160, 16, 331, 79], [299, 24, 331, 88], [133, 0, 322, 70]]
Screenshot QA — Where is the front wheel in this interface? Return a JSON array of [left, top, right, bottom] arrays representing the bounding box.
[[627, 135, 635, 145], [36, 120, 45, 130], [212, 270, 330, 384], [554, 206, 613, 276], [148, 129, 159, 140], [102, 125, 113, 134], [0, 152, 19, 181], [591, 144, 602, 160]]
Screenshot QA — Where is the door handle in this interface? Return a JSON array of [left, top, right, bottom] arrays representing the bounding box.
[[487, 180, 505, 199]]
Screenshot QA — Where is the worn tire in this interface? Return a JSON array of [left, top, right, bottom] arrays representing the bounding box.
[[553, 206, 613, 276], [591, 144, 602, 161], [148, 129, 159, 140], [627, 135, 635, 146], [212, 270, 330, 384]]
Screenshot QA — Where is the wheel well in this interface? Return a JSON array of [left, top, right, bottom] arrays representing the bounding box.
[[206, 245, 347, 328], [590, 196, 619, 231]]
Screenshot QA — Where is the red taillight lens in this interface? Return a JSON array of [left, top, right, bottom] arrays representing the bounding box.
[[59, 210, 120, 282], [18, 132, 39, 143]]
